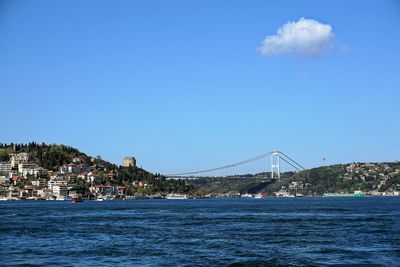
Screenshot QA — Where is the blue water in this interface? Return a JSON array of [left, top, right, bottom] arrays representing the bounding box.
[[1, 197, 399, 266]]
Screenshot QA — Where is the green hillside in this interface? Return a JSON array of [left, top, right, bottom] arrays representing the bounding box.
[[0, 142, 191, 195], [189, 162, 400, 196]]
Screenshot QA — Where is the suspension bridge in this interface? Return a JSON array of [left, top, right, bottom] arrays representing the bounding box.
[[164, 151, 305, 180]]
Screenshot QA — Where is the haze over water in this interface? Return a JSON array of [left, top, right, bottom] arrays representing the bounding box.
[[1, 197, 399, 266]]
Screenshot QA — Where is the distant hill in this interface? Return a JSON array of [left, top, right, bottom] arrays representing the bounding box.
[[189, 162, 400, 196], [279, 162, 400, 195]]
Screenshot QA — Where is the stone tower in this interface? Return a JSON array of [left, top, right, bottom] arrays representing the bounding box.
[[122, 157, 136, 168]]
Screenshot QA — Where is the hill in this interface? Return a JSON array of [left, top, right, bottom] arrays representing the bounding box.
[[0, 142, 191, 196], [2, 143, 399, 197], [188, 162, 400, 196]]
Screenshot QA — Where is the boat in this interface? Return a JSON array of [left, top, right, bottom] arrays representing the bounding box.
[[165, 193, 188, 200], [0, 197, 10, 201], [275, 191, 295, 197], [323, 193, 353, 197], [323, 191, 365, 197], [241, 193, 253, 198], [95, 196, 105, 201], [105, 194, 116, 200], [353, 190, 365, 197], [71, 194, 83, 203], [56, 196, 71, 201]]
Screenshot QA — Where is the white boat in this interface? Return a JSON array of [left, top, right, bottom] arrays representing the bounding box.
[[104, 194, 115, 200], [95, 197, 105, 201], [0, 197, 10, 201], [166, 193, 188, 200], [56, 196, 71, 201]]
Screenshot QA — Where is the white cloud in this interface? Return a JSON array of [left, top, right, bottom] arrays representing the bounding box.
[[259, 18, 334, 58]]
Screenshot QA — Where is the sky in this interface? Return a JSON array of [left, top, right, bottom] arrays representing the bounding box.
[[1, 0, 399, 174]]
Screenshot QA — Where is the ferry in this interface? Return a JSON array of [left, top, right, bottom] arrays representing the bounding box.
[[323, 191, 365, 197], [353, 190, 365, 197], [165, 193, 188, 200], [323, 193, 354, 197]]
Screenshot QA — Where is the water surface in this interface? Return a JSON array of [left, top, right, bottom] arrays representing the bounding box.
[[1, 197, 399, 266]]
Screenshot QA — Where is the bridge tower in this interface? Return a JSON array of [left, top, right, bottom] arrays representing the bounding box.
[[270, 151, 280, 179]]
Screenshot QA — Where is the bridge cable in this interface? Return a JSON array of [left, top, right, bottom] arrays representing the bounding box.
[[165, 151, 273, 176], [278, 151, 306, 170], [279, 156, 302, 172]]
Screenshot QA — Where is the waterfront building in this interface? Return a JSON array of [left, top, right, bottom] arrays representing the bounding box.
[[122, 157, 136, 168], [8, 186, 20, 199], [20, 186, 36, 199], [52, 185, 69, 198], [35, 188, 52, 199], [91, 185, 126, 197]]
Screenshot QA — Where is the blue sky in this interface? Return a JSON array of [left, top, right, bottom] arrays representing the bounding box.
[[1, 0, 399, 174]]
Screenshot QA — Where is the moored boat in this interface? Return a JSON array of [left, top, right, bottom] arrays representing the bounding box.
[[241, 193, 253, 198], [95, 196, 105, 201], [71, 194, 83, 203], [353, 190, 365, 197], [166, 193, 188, 200]]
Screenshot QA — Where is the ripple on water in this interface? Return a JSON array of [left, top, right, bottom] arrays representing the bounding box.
[[0, 198, 399, 266]]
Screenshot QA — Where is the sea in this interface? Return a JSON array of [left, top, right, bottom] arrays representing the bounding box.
[[1, 197, 399, 266]]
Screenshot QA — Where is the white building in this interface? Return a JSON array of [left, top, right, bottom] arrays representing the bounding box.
[[0, 163, 12, 173], [48, 177, 67, 190], [35, 188, 52, 199], [59, 164, 91, 174], [0, 175, 9, 185], [18, 163, 40, 177], [72, 157, 82, 163], [10, 152, 29, 168], [8, 187, 20, 199], [52, 185, 69, 198], [32, 179, 46, 187]]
